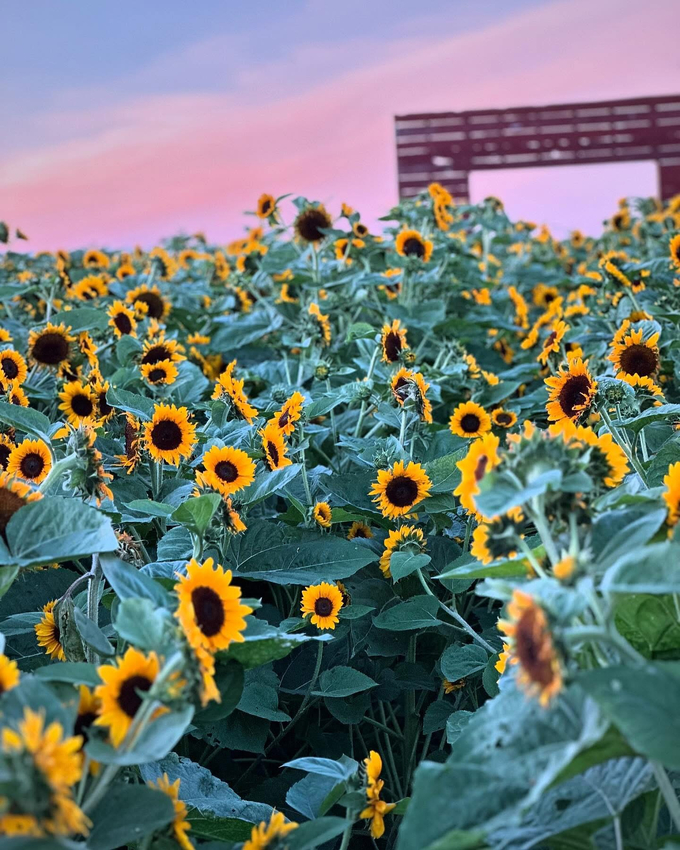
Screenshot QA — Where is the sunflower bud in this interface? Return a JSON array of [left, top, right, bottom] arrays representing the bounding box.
[[315, 363, 330, 380], [56, 597, 86, 663]]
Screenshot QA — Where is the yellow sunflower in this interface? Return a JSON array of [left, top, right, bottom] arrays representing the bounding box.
[[74, 685, 101, 742], [116, 262, 136, 280], [212, 361, 258, 424], [0, 653, 20, 695], [669, 234, 680, 269], [449, 401, 492, 439], [260, 420, 291, 471], [6, 381, 29, 407], [0, 433, 15, 470], [379, 525, 425, 578], [545, 358, 597, 424], [0, 471, 41, 539], [347, 521, 373, 540], [470, 508, 523, 565], [294, 205, 332, 243], [272, 391, 305, 436], [83, 249, 109, 269], [7, 438, 52, 484], [59, 381, 97, 426], [69, 275, 108, 301], [360, 751, 396, 839], [312, 501, 332, 528], [608, 325, 660, 381], [143, 404, 197, 466], [147, 774, 193, 850], [537, 320, 569, 366], [108, 301, 138, 338], [256, 193, 277, 220], [309, 302, 331, 346], [174, 557, 252, 653], [370, 460, 432, 519], [454, 432, 501, 515], [201, 445, 255, 497], [381, 319, 408, 363], [498, 590, 563, 706], [567, 425, 629, 487], [300, 582, 343, 630], [141, 359, 179, 386], [126, 284, 170, 320], [395, 229, 433, 262], [0, 349, 27, 386], [390, 368, 433, 424], [492, 408, 517, 429], [94, 647, 161, 747], [663, 462, 680, 526], [35, 600, 65, 661], [28, 323, 74, 368], [243, 811, 298, 850]]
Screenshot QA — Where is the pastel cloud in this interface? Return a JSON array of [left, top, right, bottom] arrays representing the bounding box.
[[1, 0, 676, 250]]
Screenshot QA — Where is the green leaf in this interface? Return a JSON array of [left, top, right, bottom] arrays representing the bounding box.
[[0, 497, 118, 568], [390, 552, 431, 582], [617, 403, 680, 433], [106, 386, 155, 421], [114, 597, 170, 650], [88, 784, 175, 850], [100, 553, 171, 607], [126, 499, 175, 518], [286, 817, 349, 850], [236, 678, 289, 722], [0, 566, 19, 599], [475, 469, 562, 517], [72, 605, 115, 657], [373, 596, 441, 631], [603, 542, 680, 594], [34, 662, 101, 686], [0, 400, 52, 442], [615, 594, 680, 657], [185, 812, 253, 842], [171, 493, 222, 536], [51, 307, 109, 333], [592, 508, 667, 571], [284, 755, 358, 781], [312, 666, 377, 698], [87, 706, 194, 765], [240, 464, 302, 506], [424, 449, 466, 493], [440, 644, 488, 682], [226, 619, 330, 668], [195, 660, 245, 723], [647, 435, 680, 486], [345, 321, 377, 342], [438, 551, 533, 580]]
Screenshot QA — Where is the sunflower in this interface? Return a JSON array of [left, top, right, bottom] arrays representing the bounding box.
[[370, 460, 432, 518], [492, 408, 517, 429], [256, 193, 276, 220], [260, 420, 291, 470], [0, 653, 20, 695], [83, 249, 109, 269], [143, 404, 197, 466], [223, 497, 247, 535], [6, 380, 29, 408], [670, 234, 680, 269], [174, 557, 252, 653], [91, 377, 115, 422], [201, 445, 255, 497], [116, 262, 136, 281], [28, 323, 74, 368], [107, 301, 137, 338], [360, 751, 396, 839], [470, 509, 523, 565], [347, 521, 373, 540], [141, 359, 179, 386], [308, 302, 331, 346], [300, 582, 343, 630], [379, 525, 425, 578], [243, 811, 298, 850], [312, 501, 332, 528], [212, 361, 258, 424], [126, 284, 169, 320], [35, 600, 65, 661], [149, 247, 178, 280], [454, 433, 501, 515], [146, 774, 193, 850], [449, 401, 492, 439], [0, 433, 15, 469], [663, 462, 680, 526], [537, 320, 568, 366], [116, 413, 142, 474], [69, 275, 108, 301], [498, 590, 563, 706], [395, 229, 433, 262], [568, 425, 629, 487], [94, 647, 161, 747], [294, 204, 332, 243], [141, 336, 185, 366], [59, 381, 97, 426], [0, 349, 27, 385], [553, 555, 577, 581], [73, 685, 101, 742], [545, 358, 597, 423], [389, 368, 433, 424], [273, 391, 305, 436], [0, 471, 41, 538], [381, 319, 408, 363], [608, 325, 660, 380], [7, 439, 52, 484]]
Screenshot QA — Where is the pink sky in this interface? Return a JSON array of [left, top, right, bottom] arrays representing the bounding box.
[[1, 0, 678, 250]]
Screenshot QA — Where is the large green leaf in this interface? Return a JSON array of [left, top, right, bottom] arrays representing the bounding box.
[[0, 401, 52, 442], [88, 784, 175, 850], [373, 596, 441, 631], [603, 541, 680, 594], [312, 666, 377, 698]]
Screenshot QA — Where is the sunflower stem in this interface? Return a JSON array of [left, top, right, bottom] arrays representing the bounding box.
[[528, 500, 560, 567], [599, 404, 648, 486], [85, 554, 102, 664], [352, 343, 380, 440], [398, 409, 407, 450], [298, 423, 313, 507], [516, 535, 549, 579], [651, 761, 680, 833], [38, 451, 78, 493]]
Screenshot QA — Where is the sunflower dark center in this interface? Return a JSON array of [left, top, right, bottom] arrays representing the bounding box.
[[31, 332, 69, 365], [20, 453, 44, 479], [115, 313, 133, 334], [496, 413, 512, 426], [214, 460, 238, 482], [151, 420, 182, 451], [71, 393, 94, 417], [474, 455, 489, 482], [117, 675, 153, 718], [191, 586, 225, 636], [148, 368, 166, 383], [261, 199, 272, 214], [278, 411, 290, 428], [385, 475, 419, 507], [142, 345, 171, 365], [0, 444, 11, 469], [544, 332, 557, 350], [353, 525, 370, 538], [314, 597, 333, 617], [267, 440, 280, 468], [74, 711, 97, 738], [515, 608, 555, 687], [402, 237, 425, 257], [460, 413, 481, 433], [98, 393, 113, 417], [1, 358, 18, 380], [619, 343, 658, 377], [558, 374, 592, 418], [296, 209, 332, 242], [135, 292, 164, 319], [384, 332, 402, 362]]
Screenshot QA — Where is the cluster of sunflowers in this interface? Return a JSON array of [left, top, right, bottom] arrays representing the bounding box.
[[1, 186, 680, 849]]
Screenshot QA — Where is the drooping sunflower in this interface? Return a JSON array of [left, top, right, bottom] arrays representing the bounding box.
[[126, 283, 169, 320], [69, 274, 108, 301], [470, 508, 523, 565], [116, 261, 136, 281], [669, 234, 680, 269], [7, 439, 52, 484], [370, 460, 432, 519], [83, 249, 109, 269], [5, 380, 29, 408], [312, 501, 332, 528], [0, 349, 27, 386], [91, 377, 115, 422], [201, 445, 255, 497], [0, 471, 41, 538], [498, 590, 563, 706], [454, 432, 501, 515], [294, 204, 332, 243], [308, 302, 331, 346], [116, 413, 142, 474], [360, 751, 396, 839], [95, 647, 161, 747], [28, 323, 74, 368], [59, 381, 97, 426], [141, 359, 179, 386], [148, 774, 193, 850], [545, 358, 597, 423], [143, 404, 197, 466], [395, 229, 433, 262], [260, 420, 291, 471], [537, 320, 568, 366], [256, 193, 277, 220], [300, 582, 343, 630], [212, 361, 258, 424], [492, 408, 517, 429], [35, 600, 65, 661], [347, 521, 373, 540], [107, 301, 137, 338], [568, 425, 629, 488], [449, 400, 492, 439], [663, 462, 680, 526], [0, 653, 20, 695], [272, 391, 305, 436], [608, 325, 660, 381], [379, 525, 425, 578], [243, 811, 298, 850], [174, 557, 252, 653], [381, 319, 408, 363], [0, 433, 15, 469]]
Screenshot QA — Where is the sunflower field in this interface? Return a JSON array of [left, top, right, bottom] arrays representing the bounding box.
[[1, 189, 680, 850]]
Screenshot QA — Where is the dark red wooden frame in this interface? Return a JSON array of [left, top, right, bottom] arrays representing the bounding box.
[[395, 94, 680, 203]]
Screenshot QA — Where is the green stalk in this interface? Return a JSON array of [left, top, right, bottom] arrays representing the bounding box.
[[651, 761, 680, 833], [85, 554, 103, 664]]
